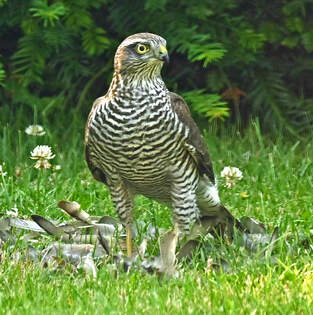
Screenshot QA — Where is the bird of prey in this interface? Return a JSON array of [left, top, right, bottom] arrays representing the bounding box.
[[85, 33, 243, 257]]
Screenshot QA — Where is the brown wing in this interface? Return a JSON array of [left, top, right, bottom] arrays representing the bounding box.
[[169, 92, 215, 183]]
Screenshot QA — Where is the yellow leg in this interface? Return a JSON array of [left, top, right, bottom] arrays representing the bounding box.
[[126, 225, 132, 257]]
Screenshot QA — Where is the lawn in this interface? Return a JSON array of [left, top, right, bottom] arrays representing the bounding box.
[[0, 105, 313, 314]]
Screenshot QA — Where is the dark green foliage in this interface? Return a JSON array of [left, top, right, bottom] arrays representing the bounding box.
[[0, 0, 312, 135]]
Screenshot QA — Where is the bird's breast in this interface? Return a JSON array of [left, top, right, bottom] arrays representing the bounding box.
[[88, 90, 187, 182]]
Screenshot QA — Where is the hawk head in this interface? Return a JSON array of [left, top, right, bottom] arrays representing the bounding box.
[[114, 33, 169, 78]]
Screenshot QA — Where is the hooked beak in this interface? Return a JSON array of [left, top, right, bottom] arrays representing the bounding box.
[[158, 45, 169, 63]]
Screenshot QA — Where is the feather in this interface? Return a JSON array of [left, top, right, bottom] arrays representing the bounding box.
[[169, 92, 215, 183]]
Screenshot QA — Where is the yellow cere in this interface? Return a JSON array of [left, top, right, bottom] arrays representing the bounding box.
[[136, 43, 150, 54], [159, 45, 167, 54]]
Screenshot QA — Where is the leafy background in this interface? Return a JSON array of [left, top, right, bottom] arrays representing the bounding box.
[[1, 0, 313, 136]]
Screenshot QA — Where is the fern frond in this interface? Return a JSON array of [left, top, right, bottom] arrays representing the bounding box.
[[188, 43, 226, 67], [249, 71, 312, 137], [183, 90, 230, 121], [65, 6, 93, 30], [12, 33, 51, 86], [43, 26, 73, 49], [29, 0, 68, 27], [178, 34, 227, 67], [82, 27, 110, 56], [239, 29, 266, 52]]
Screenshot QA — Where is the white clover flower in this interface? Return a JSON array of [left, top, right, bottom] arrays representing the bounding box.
[[6, 206, 18, 217], [54, 165, 62, 171], [31, 145, 55, 160], [30, 145, 55, 169], [221, 166, 243, 188], [0, 164, 7, 176], [25, 125, 46, 136]]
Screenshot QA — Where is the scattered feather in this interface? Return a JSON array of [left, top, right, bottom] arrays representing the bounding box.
[[78, 254, 97, 278], [265, 227, 279, 258], [58, 200, 91, 224], [158, 228, 178, 277], [240, 216, 267, 234], [240, 216, 279, 254], [0, 200, 281, 278], [6, 217, 46, 233], [31, 215, 64, 236]]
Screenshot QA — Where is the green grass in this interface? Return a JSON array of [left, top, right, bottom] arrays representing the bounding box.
[[0, 105, 313, 314]]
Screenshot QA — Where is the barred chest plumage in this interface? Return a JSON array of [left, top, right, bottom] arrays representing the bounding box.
[[87, 77, 190, 195]]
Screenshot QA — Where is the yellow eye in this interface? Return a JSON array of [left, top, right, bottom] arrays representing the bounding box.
[[136, 43, 150, 54]]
